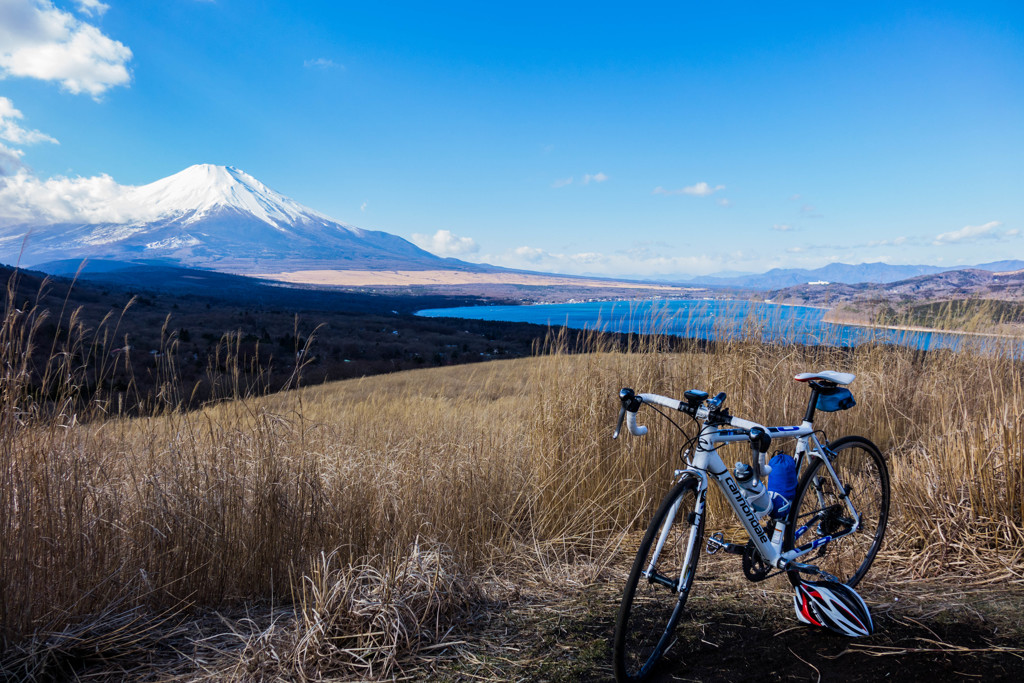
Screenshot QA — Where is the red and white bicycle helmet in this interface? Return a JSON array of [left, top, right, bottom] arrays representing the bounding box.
[[793, 580, 874, 637]]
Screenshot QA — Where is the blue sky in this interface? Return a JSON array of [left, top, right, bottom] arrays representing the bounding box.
[[1, 1, 1022, 277]]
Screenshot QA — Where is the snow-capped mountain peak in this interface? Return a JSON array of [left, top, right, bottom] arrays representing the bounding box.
[[0, 164, 445, 273], [121, 164, 341, 230]]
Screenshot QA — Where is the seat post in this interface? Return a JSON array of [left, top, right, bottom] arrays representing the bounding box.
[[803, 385, 820, 424]]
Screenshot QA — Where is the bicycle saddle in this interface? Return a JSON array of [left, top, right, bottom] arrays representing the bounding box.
[[794, 371, 855, 385]]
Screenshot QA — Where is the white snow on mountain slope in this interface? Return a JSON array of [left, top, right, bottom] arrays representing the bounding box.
[[0, 164, 356, 231], [121, 164, 345, 230], [0, 164, 453, 272]]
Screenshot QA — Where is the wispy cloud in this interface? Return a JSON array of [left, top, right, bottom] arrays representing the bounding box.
[[866, 236, 908, 247], [482, 243, 728, 278], [514, 245, 545, 261], [553, 172, 608, 188], [0, 96, 57, 174], [0, 97, 58, 146], [933, 221, 1004, 245], [360, 201, 367, 212], [783, 236, 916, 253], [772, 224, 792, 231], [0, 0, 133, 98], [0, 143, 24, 175], [73, 0, 109, 16], [411, 229, 479, 257], [303, 57, 342, 69], [652, 181, 725, 197]]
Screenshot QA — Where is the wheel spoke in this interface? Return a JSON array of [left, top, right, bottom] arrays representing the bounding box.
[[614, 480, 703, 681], [785, 436, 890, 587]]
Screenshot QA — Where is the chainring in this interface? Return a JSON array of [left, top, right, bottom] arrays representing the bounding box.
[[741, 541, 771, 582]]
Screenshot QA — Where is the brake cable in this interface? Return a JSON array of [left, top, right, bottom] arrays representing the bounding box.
[[644, 404, 701, 465]]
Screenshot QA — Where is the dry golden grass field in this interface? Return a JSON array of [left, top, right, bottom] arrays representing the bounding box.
[[2, 287, 1024, 680]]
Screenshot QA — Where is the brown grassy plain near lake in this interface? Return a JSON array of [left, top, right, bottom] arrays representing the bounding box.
[[2, 285, 1023, 680], [251, 268, 695, 290]]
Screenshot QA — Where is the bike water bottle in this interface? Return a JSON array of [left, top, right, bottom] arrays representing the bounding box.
[[733, 462, 772, 517], [766, 452, 798, 519]]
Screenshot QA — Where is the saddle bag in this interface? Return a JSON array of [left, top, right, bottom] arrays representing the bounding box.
[[816, 386, 856, 412]]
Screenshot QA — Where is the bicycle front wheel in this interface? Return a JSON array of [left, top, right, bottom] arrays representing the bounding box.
[[784, 435, 890, 587], [613, 477, 704, 683]]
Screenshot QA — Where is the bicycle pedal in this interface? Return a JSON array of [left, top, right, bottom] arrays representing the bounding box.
[[706, 533, 746, 556], [706, 532, 726, 555]]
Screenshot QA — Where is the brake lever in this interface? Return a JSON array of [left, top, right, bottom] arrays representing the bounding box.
[[612, 404, 626, 440]]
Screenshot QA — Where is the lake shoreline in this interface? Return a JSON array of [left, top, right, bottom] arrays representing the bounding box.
[[821, 311, 1019, 340]]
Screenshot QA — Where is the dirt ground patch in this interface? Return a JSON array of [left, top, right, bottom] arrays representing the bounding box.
[[426, 555, 1024, 682], [7, 555, 1023, 681]]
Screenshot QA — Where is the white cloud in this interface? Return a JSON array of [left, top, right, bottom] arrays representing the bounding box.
[[866, 236, 908, 247], [0, 96, 57, 175], [411, 229, 479, 257], [360, 201, 367, 212], [73, 0, 109, 16], [554, 172, 608, 188], [0, 143, 25, 175], [0, 0, 132, 97], [717, 198, 730, 207], [482, 244, 728, 277], [0, 168, 128, 223], [0, 96, 58, 146], [652, 181, 724, 197], [514, 245, 545, 262], [934, 221, 1003, 245], [303, 57, 342, 69], [0, 169, 134, 223], [772, 224, 792, 231]]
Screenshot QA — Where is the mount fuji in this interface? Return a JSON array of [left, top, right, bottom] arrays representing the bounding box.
[[0, 164, 465, 274]]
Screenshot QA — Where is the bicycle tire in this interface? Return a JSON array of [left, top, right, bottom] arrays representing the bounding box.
[[613, 477, 704, 682], [784, 435, 890, 587]]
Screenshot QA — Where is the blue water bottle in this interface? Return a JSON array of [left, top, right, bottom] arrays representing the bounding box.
[[766, 452, 798, 518]]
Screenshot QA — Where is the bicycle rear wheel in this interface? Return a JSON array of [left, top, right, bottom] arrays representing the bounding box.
[[613, 477, 704, 683], [784, 435, 889, 587]]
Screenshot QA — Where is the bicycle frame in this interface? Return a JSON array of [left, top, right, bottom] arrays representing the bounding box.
[[652, 420, 864, 590]]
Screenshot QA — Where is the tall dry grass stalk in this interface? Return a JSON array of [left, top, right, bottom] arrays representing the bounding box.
[[2, 281, 1022, 676]]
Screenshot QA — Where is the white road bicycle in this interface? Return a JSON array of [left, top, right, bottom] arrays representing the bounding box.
[[611, 371, 890, 682]]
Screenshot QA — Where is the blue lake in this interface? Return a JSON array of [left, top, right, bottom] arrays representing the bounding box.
[[416, 299, 996, 352]]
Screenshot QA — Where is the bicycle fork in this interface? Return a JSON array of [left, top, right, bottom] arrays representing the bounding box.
[[643, 474, 706, 593]]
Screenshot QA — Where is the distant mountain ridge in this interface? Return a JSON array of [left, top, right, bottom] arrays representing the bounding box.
[[3, 165, 1019, 291], [0, 164, 471, 274], [682, 260, 1024, 289], [770, 267, 1024, 306]]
